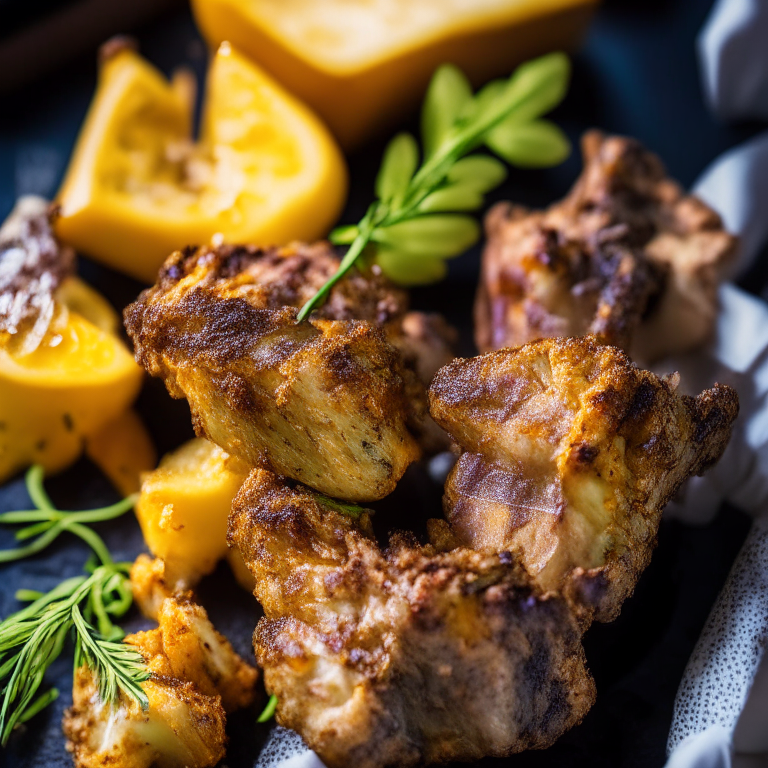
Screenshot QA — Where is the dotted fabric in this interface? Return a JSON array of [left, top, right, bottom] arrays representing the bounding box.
[[667, 517, 768, 753], [256, 727, 320, 768]]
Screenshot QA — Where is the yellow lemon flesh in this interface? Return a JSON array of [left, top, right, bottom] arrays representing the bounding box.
[[191, 0, 598, 148], [0, 299, 143, 483], [85, 409, 157, 497], [55, 43, 347, 284], [135, 438, 249, 587]]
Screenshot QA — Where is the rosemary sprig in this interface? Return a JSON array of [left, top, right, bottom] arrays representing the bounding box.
[[297, 52, 571, 320], [0, 466, 148, 745]]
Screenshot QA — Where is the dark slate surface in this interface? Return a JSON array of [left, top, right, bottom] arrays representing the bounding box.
[[0, 0, 763, 765]]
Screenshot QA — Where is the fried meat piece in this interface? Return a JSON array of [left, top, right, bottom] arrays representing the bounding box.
[[475, 131, 737, 362], [64, 592, 258, 768], [429, 336, 738, 622], [230, 469, 595, 768], [125, 243, 425, 501]]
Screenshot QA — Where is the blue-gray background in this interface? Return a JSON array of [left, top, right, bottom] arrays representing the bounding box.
[[0, 0, 762, 765]]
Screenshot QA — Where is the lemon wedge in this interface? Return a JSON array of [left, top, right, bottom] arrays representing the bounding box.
[[55, 42, 347, 283], [0, 308, 143, 482]]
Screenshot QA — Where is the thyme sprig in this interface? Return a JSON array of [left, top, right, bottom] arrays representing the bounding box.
[[0, 466, 148, 745], [297, 52, 571, 320]]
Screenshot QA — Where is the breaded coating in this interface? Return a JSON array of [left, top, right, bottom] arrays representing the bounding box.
[[130, 552, 172, 620], [429, 336, 738, 622], [125, 242, 425, 501], [230, 469, 595, 768], [475, 131, 737, 362], [64, 592, 258, 768]]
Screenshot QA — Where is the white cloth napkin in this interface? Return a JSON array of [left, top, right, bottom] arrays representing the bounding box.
[[698, 0, 768, 123], [662, 2, 768, 764]]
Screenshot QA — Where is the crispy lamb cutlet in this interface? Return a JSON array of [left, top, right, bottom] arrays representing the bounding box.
[[429, 336, 738, 622], [64, 590, 258, 768], [125, 241, 456, 501], [230, 469, 595, 768], [475, 131, 737, 362]]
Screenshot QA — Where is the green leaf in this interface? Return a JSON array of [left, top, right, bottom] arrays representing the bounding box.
[[474, 52, 571, 132], [417, 185, 484, 213], [421, 64, 473, 158], [462, 79, 506, 123], [487, 119, 571, 167], [373, 215, 480, 258], [329, 225, 359, 245], [297, 54, 573, 318], [447, 156, 507, 192], [375, 249, 448, 286], [375, 133, 419, 204]]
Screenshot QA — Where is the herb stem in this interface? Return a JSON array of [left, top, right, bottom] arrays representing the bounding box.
[[24, 466, 54, 512], [257, 694, 278, 723], [297, 54, 570, 315], [0, 467, 148, 741], [0, 467, 137, 564], [297, 208, 377, 321]]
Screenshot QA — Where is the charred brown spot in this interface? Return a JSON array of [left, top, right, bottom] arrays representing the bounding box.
[[573, 443, 599, 464]]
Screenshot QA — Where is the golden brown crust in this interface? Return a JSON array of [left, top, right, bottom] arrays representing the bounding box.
[[475, 132, 738, 362], [151, 240, 409, 325], [124, 243, 423, 501], [429, 336, 739, 622], [130, 553, 172, 620], [230, 469, 595, 768], [64, 589, 258, 768]]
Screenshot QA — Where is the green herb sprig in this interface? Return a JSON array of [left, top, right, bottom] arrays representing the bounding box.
[[297, 52, 571, 320], [0, 465, 137, 564], [0, 466, 148, 745]]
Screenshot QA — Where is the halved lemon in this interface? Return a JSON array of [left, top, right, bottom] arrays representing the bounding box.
[[55, 42, 347, 283]]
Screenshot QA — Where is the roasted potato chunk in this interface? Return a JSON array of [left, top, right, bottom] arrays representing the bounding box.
[[135, 438, 248, 587]]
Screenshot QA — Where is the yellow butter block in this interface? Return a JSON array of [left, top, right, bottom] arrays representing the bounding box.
[[191, 0, 598, 148], [56, 42, 347, 283]]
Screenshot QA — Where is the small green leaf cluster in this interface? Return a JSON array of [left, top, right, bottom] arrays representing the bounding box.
[[298, 52, 570, 319], [0, 466, 148, 745]]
